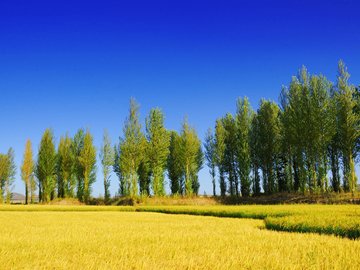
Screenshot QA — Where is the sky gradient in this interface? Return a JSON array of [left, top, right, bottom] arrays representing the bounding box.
[[1, 0, 359, 196]]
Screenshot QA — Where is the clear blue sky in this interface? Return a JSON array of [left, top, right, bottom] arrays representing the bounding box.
[[1, 0, 359, 196]]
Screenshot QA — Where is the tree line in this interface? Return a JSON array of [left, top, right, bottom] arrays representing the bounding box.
[[205, 60, 360, 196], [0, 60, 359, 204], [2, 98, 203, 204]]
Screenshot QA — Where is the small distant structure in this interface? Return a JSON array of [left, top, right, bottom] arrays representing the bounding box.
[[11, 193, 26, 204], [10, 193, 39, 204]]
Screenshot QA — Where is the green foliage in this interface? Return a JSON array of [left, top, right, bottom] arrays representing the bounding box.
[[335, 60, 359, 193], [204, 128, 216, 196], [36, 129, 57, 202], [146, 108, 170, 196], [78, 130, 97, 203], [21, 140, 34, 204], [215, 119, 227, 196], [1, 60, 359, 202], [100, 130, 114, 202], [119, 98, 145, 198], [179, 119, 203, 196], [222, 114, 238, 196], [71, 128, 86, 200], [167, 131, 183, 195], [57, 134, 75, 198], [236, 97, 253, 196], [249, 114, 261, 195], [256, 100, 280, 194], [0, 154, 9, 203], [5, 148, 16, 203]]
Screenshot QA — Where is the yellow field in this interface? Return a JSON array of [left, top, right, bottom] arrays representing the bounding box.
[[136, 204, 360, 239], [1, 207, 360, 269]]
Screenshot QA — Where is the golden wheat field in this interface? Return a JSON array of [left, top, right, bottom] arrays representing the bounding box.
[[1, 205, 360, 269]]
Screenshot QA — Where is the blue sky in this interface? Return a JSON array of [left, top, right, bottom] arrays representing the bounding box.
[[0, 0, 359, 196]]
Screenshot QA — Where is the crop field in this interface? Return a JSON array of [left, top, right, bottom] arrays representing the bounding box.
[[1, 205, 360, 269], [136, 204, 360, 239]]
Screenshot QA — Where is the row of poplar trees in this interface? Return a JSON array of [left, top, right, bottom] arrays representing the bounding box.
[[113, 99, 203, 198], [20, 129, 97, 204], [204, 61, 360, 196], [17, 98, 203, 204]]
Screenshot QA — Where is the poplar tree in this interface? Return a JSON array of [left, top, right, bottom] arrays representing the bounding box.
[[222, 114, 238, 196], [215, 119, 227, 196], [30, 174, 37, 203], [21, 140, 34, 204], [257, 100, 280, 194], [249, 114, 261, 195], [138, 148, 151, 195], [119, 98, 145, 197], [78, 130, 97, 203], [0, 154, 9, 203], [336, 60, 359, 193], [204, 128, 216, 196], [236, 97, 253, 197], [167, 131, 183, 195], [57, 134, 74, 198], [113, 145, 127, 196], [36, 129, 57, 202], [4, 148, 16, 203], [100, 130, 114, 202], [192, 147, 204, 195], [179, 119, 203, 196], [146, 108, 170, 196], [308, 75, 334, 191], [72, 129, 85, 200], [281, 69, 310, 192]]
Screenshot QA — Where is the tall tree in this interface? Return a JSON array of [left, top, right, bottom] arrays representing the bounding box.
[[204, 128, 216, 196], [57, 134, 75, 198], [138, 148, 151, 196], [215, 119, 227, 196], [30, 174, 37, 203], [281, 68, 311, 192], [222, 114, 238, 196], [146, 108, 170, 196], [78, 130, 97, 203], [236, 97, 253, 197], [179, 119, 203, 196], [36, 129, 57, 202], [192, 147, 204, 195], [72, 129, 85, 200], [0, 154, 9, 203], [119, 98, 145, 197], [336, 60, 359, 193], [257, 99, 280, 194], [308, 75, 334, 192], [113, 145, 127, 196], [100, 130, 114, 202], [21, 140, 34, 204], [249, 114, 261, 195], [4, 148, 16, 203], [167, 131, 183, 195]]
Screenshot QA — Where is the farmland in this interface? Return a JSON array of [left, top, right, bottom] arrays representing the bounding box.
[[1, 204, 360, 269]]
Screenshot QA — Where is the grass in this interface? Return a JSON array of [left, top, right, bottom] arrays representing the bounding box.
[[1, 211, 360, 269], [104, 192, 360, 206], [136, 205, 292, 219], [265, 212, 360, 239]]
